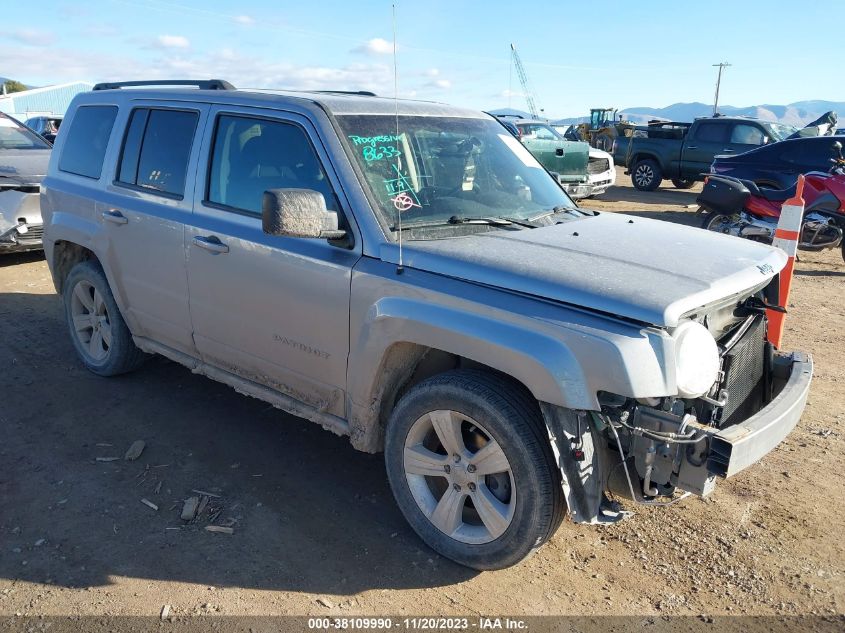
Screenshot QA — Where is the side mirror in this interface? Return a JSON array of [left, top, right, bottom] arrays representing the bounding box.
[[834, 140, 843, 159], [262, 189, 346, 239]]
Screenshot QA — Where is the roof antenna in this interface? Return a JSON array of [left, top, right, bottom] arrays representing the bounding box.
[[392, 2, 404, 274]]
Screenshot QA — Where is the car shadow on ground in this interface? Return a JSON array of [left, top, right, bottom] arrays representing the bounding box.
[[794, 268, 845, 277], [0, 291, 476, 595], [0, 251, 45, 268], [591, 185, 701, 207]]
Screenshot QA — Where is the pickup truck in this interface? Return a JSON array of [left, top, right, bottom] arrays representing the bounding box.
[[498, 117, 616, 198], [42, 81, 812, 570], [618, 116, 798, 191]]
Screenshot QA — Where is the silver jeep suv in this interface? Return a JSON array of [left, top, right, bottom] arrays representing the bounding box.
[[41, 80, 812, 570]]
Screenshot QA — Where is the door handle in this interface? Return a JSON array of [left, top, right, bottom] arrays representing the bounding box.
[[102, 209, 128, 225], [721, 149, 735, 153], [192, 235, 229, 254], [686, 146, 698, 150]]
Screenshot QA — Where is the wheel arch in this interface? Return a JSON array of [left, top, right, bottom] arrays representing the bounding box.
[[51, 240, 101, 294], [346, 300, 592, 453]]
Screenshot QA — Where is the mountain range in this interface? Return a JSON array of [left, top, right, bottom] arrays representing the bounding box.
[[490, 101, 844, 127]]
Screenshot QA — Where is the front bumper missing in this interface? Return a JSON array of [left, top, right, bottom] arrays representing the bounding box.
[[706, 350, 812, 478], [543, 350, 812, 524]]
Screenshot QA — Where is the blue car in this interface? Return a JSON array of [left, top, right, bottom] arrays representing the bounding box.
[[710, 135, 843, 190]]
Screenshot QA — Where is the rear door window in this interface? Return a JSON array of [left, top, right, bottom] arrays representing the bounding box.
[[693, 122, 730, 143], [117, 108, 198, 198], [58, 105, 118, 178]]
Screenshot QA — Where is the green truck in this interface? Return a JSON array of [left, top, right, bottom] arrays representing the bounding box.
[[616, 116, 798, 191], [501, 118, 616, 198]]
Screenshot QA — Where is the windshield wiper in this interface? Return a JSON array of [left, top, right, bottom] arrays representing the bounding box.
[[527, 205, 590, 222], [390, 215, 536, 232], [448, 215, 538, 228]]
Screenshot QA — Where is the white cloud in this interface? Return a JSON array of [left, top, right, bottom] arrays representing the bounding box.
[[423, 68, 440, 77], [156, 34, 190, 49], [3, 29, 55, 46], [426, 78, 451, 90], [500, 89, 524, 98], [352, 38, 394, 55], [233, 15, 255, 26], [0, 45, 395, 96]]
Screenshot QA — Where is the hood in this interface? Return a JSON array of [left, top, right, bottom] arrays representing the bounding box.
[[380, 212, 787, 327], [0, 150, 50, 186]]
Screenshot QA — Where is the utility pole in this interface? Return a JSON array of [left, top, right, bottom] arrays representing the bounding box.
[[712, 62, 731, 115]]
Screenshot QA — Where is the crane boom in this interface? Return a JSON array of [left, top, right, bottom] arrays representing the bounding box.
[[510, 43, 539, 118]]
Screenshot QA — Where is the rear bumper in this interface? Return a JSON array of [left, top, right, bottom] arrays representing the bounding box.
[[707, 350, 812, 478]]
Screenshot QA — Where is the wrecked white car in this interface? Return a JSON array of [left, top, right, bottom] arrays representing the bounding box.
[[0, 112, 50, 253]]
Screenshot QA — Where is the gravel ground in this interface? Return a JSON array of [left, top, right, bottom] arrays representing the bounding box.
[[0, 169, 842, 622]]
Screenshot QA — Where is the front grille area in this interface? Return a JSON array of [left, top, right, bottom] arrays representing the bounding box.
[[588, 157, 610, 174], [17, 224, 44, 243], [718, 315, 766, 426]]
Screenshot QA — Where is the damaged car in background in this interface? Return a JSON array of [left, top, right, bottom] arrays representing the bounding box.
[[0, 112, 50, 253]]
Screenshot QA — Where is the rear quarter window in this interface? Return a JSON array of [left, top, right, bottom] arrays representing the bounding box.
[[58, 105, 118, 179]]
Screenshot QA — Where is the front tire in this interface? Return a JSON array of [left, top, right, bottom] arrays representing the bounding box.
[[632, 159, 662, 191], [385, 370, 564, 570], [63, 261, 145, 376]]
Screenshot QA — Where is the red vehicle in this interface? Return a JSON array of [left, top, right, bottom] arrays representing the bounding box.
[[698, 141, 845, 262]]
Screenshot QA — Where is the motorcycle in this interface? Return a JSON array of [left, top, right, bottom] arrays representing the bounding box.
[[698, 141, 845, 262]]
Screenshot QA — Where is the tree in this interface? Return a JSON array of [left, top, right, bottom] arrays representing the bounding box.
[[2, 80, 27, 94]]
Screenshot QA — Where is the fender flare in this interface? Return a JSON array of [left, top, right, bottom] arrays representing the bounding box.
[[346, 297, 591, 452]]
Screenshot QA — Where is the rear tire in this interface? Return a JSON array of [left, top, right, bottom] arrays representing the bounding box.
[[384, 370, 564, 570], [63, 261, 146, 376], [671, 178, 696, 189], [701, 211, 735, 234], [632, 159, 662, 191]]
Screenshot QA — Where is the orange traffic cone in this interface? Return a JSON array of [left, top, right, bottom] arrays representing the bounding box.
[[766, 175, 805, 348]]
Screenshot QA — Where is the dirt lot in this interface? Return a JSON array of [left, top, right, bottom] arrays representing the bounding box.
[[1, 168, 843, 620]]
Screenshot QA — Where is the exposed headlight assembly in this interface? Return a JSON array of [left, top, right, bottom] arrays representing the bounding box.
[[673, 321, 719, 398]]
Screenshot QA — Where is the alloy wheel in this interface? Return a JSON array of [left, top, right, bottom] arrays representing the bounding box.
[[634, 164, 654, 188], [403, 409, 516, 544], [69, 280, 112, 362]]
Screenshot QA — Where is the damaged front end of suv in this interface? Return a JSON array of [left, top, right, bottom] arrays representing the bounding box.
[[545, 277, 812, 524], [0, 112, 51, 253]]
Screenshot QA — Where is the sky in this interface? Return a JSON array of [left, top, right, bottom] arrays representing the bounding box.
[[0, 0, 841, 119]]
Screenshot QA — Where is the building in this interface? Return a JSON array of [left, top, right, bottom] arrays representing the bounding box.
[[0, 82, 94, 119]]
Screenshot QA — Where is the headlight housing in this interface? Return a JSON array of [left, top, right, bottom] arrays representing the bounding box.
[[673, 321, 719, 398]]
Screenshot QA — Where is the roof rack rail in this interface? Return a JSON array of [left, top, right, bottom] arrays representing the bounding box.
[[92, 79, 236, 91], [312, 90, 377, 97]]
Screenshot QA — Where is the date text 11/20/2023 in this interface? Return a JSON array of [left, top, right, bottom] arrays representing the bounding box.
[[307, 617, 528, 630]]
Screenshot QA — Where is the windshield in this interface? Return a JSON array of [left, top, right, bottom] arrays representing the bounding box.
[[764, 122, 799, 142], [0, 114, 51, 150], [336, 114, 578, 240]]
